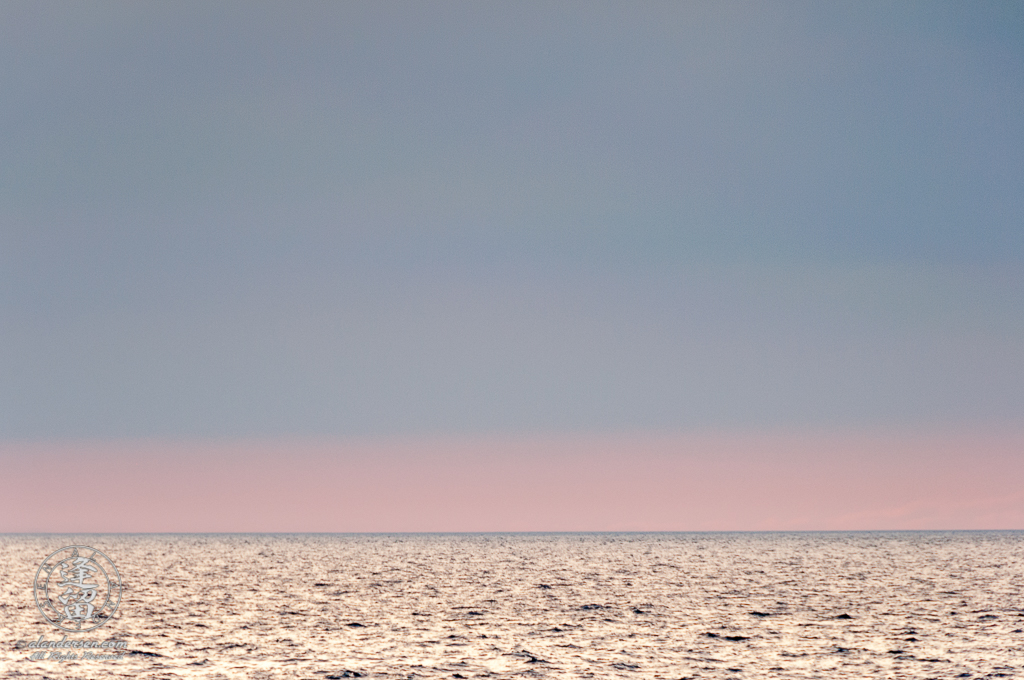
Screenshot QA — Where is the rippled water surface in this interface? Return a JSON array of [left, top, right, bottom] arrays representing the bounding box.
[[2, 533, 1023, 679]]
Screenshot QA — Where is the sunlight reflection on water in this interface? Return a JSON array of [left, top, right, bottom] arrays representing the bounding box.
[[2, 532, 1023, 679]]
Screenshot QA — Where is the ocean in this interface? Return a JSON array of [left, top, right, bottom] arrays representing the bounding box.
[[2, 532, 1022, 678]]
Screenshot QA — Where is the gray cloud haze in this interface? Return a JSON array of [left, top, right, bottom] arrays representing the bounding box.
[[2, 1, 1022, 438]]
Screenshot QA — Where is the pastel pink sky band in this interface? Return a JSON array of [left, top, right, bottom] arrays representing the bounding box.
[[3, 430, 1021, 533]]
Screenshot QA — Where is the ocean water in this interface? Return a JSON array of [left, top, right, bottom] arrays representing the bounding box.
[[2, 532, 1023, 679]]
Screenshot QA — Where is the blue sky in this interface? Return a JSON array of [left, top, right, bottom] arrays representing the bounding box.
[[2, 1, 1022, 439]]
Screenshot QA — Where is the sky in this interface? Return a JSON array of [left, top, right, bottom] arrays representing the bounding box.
[[1, 1, 1022, 531]]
